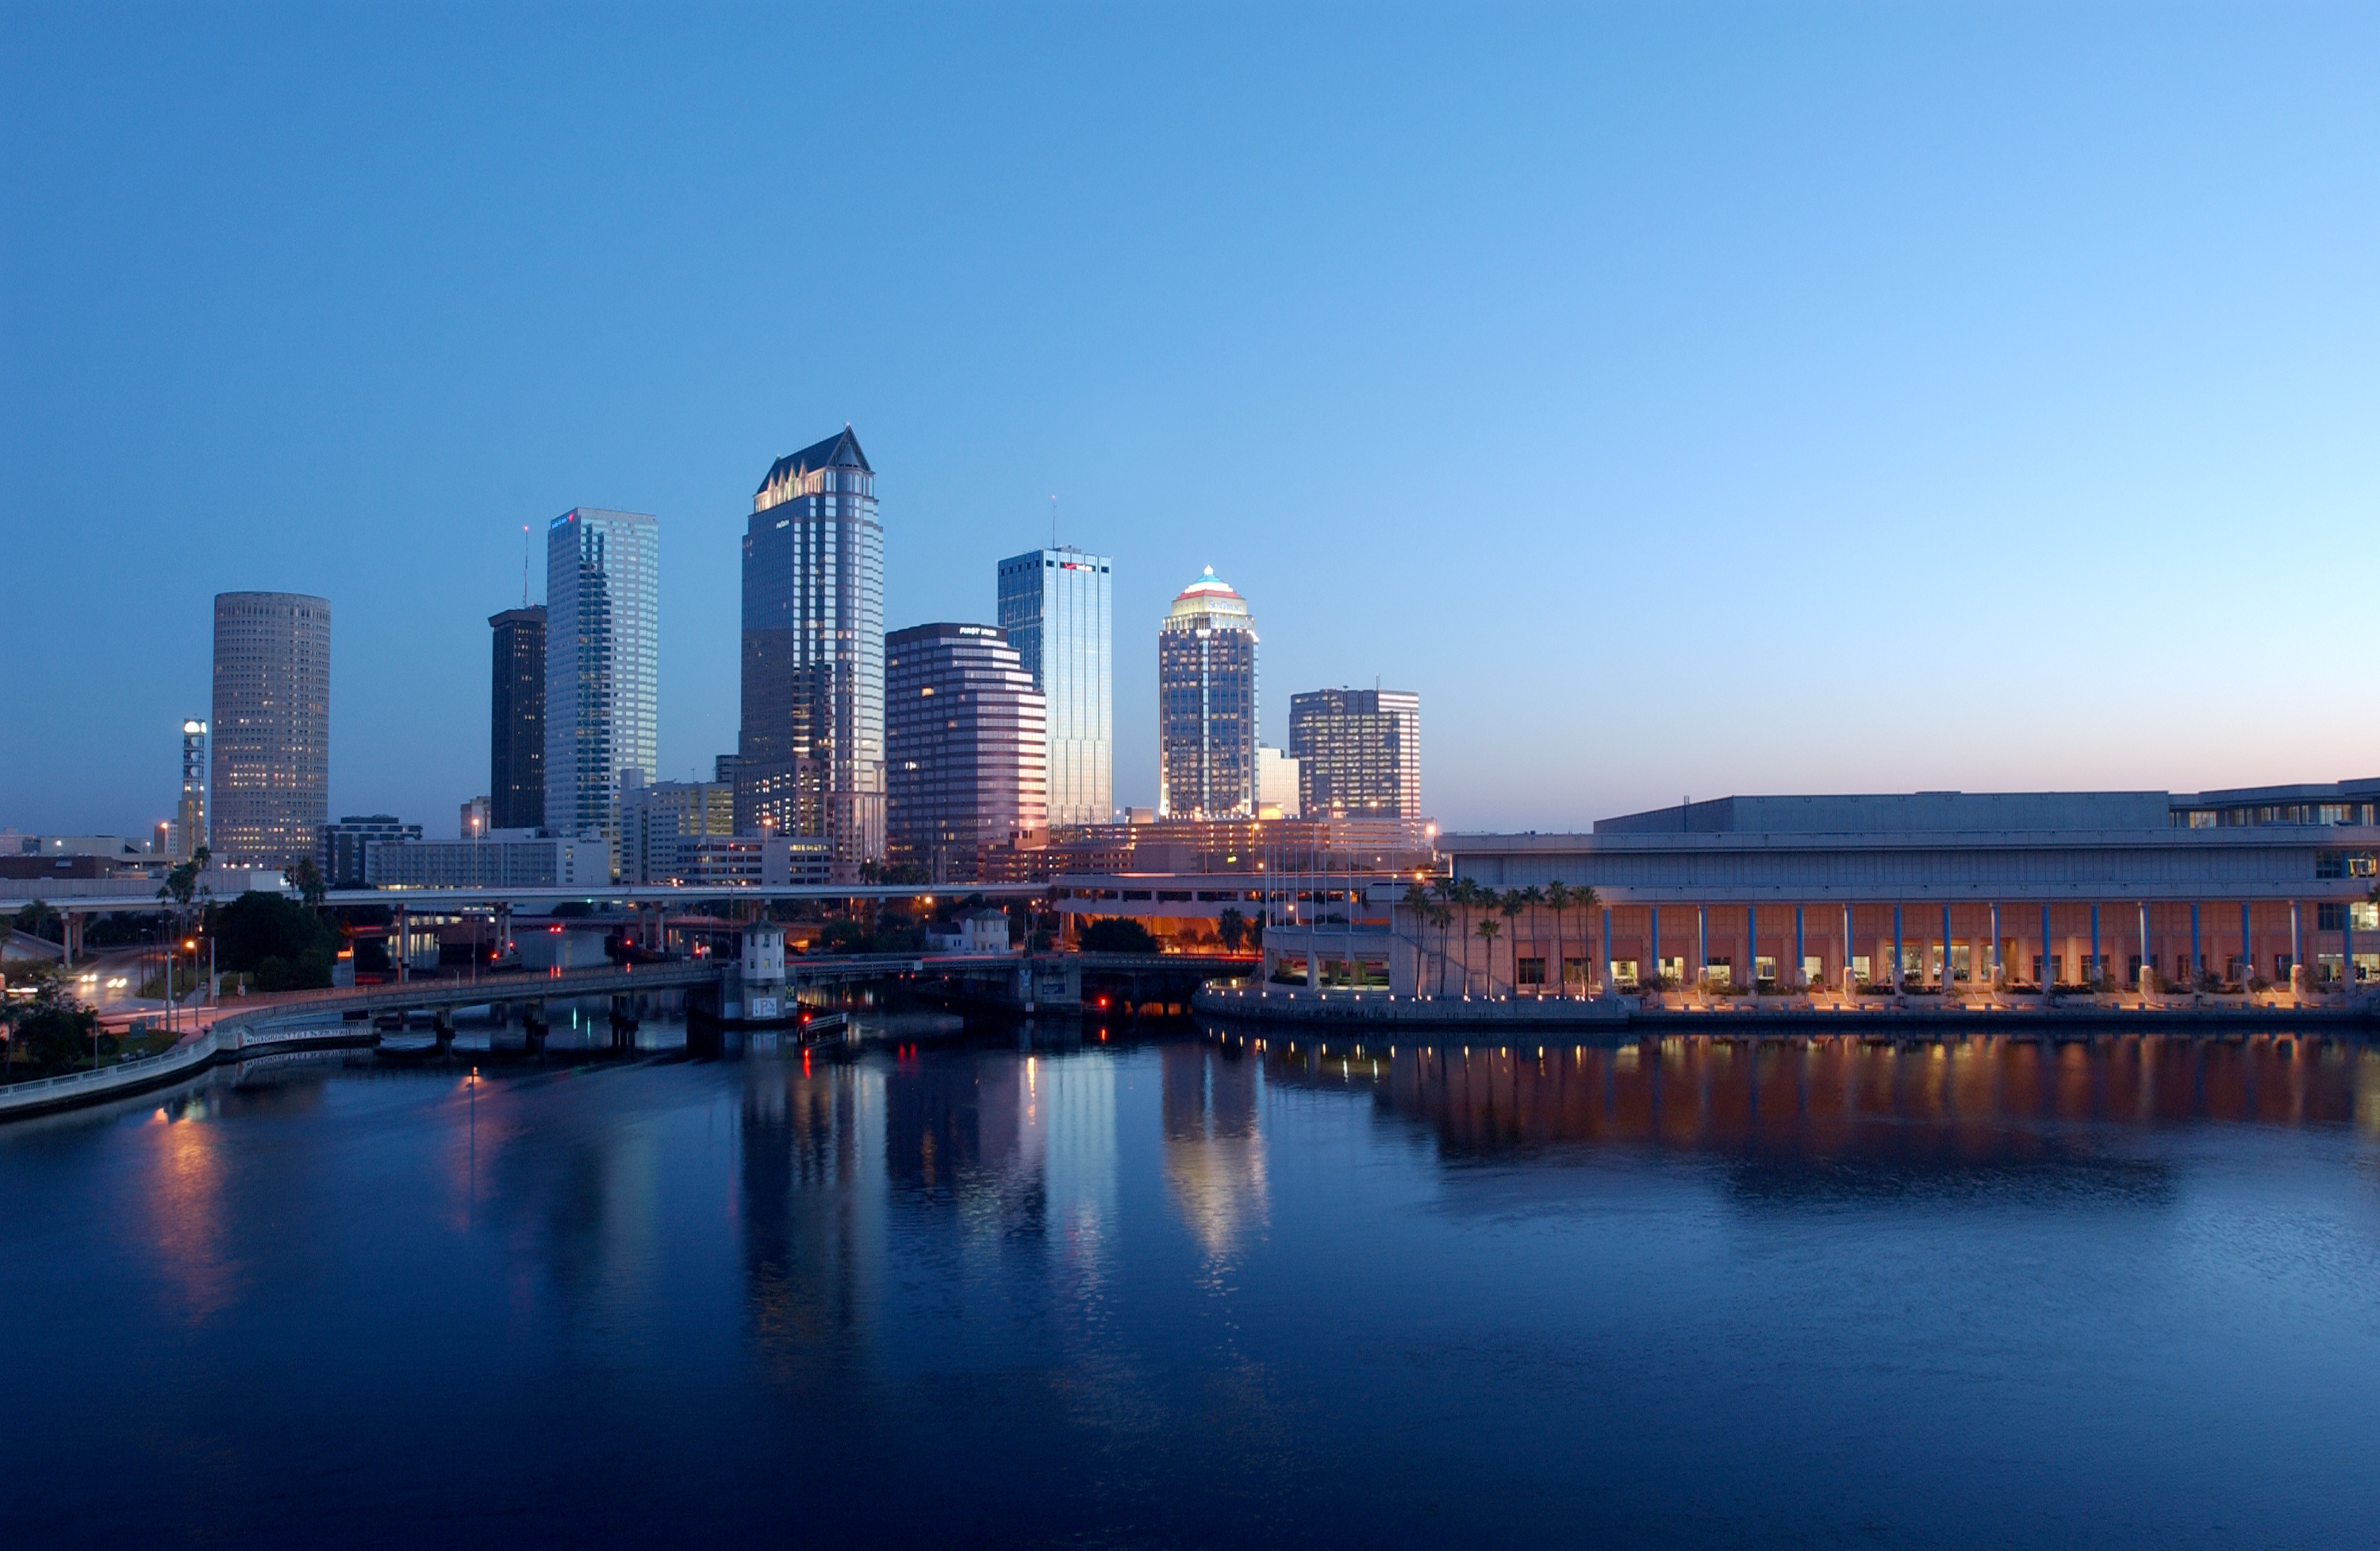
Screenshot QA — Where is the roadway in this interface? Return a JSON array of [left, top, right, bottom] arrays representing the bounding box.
[[0, 879, 1057, 916]]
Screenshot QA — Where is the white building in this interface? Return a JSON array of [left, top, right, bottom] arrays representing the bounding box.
[[546, 508, 659, 878]]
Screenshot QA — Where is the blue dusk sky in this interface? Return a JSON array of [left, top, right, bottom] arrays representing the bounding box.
[[2, 3, 2373, 839]]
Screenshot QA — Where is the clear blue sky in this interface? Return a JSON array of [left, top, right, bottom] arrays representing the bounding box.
[[3, 3, 2373, 839]]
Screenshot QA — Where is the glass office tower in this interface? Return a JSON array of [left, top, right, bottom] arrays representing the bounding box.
[[488, 605, 545, 831], [1157, 567, 1258, 820], [209, 592, 329, 868], [885, 623, 1046, 882], [545, 509, 658, 873], [996, 546, 1111, 827], [1288, 688, 1422, 820], [739, 428, 885, 877]]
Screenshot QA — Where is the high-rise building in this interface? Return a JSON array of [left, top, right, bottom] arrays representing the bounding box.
[[1288, 688, 1422, 820], [739, 428, 884, 878], [1255, 746, 1301, 820], [545, 509, 658, 873], [1157, 568, 1259, 820], [996, 547, 1111, 827], [210, 592, 330, 869], [459, 795, 491, 839], [620, 777, 735, 885], [175, 718, 209, 860], [488, 605, 546, 831], [885, 624, 1047, 883]]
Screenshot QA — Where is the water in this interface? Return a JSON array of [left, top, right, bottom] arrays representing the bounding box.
[[5, 1024, 2378, 1549]]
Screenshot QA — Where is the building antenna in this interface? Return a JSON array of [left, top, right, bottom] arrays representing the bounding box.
[[1050, 494, 1058, 551], [521, 524, 532, 608]]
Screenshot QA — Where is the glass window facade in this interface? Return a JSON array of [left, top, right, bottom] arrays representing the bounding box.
[[1157, 569, 1258, 820], [885, 623, 1047, 883], [997, 547, 1112, 827], [488, 605, 545, 831], [545, 508, 659, 876], [739, 430, 884, 877], [209, 592, 330, 870], [1288, 688, 1422, 821]]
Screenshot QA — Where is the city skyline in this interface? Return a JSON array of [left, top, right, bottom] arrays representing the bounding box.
[[4, 8, 2374, 838]]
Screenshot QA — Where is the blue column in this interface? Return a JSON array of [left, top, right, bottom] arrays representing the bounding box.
[[1697, 906, 1708, 985], [2040, 903, 2051, 988], [1795, 906, 1806, 985], [1650, 906, 1660, 984], [1602, 906, 1612, 994], [2138, 902, 2150, 987], [2240, 901, 2251, 984], [1941, 904, 1952, 989], [2090, 904, 2101, 985], [1748, 904, 1758, 985], [1893, 905, 1903, 989], [1989, 902, 2000, 982], [2190, 903, 2202, 983]]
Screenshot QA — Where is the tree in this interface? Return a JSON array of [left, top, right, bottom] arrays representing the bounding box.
[[13, 899, 60, 944], [1475, 917, 1501, 996], [284, 856, 326, 911], [1569, 885, 1601, 991], [1430, 878, 1458, 995], [1218, 906, 1247, 954], [1501, 890, 1530, 994], [1515, 886, 1544, 993], [1080, 917, 1159, 954], [1, 961, 99, 1074], [213, 892, 338, 992], [1545, 882, 1571, 996]]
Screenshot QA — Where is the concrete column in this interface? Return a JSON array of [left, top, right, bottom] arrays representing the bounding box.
[[1841, 904, 1853, 992], [1601, 906, 1612, 997], [2190, 903, 2202, 986], [1940, 904, 1952, 990], [1893, 905, 1904, 991], [1696, 905, 1708, 989], [397, 905, 409, 985], [1795, 906, 1806, 989], [2290, 900, 2302, 989], [1988, 903, 2001, 985], [1649, 906, 1660, 987], [2240, 901, 2251, 984], [1747, 904, 1758, 989], [2090, 904, 2101, 988], [2039, 903, 2051, 989]]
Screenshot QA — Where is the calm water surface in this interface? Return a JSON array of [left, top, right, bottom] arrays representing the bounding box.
[[5, 1024, 2378, 1549]]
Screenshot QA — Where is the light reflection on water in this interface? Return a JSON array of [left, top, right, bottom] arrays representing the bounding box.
[[2, 1025, 2377, 1549]]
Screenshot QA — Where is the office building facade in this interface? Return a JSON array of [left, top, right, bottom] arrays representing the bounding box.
[[996, 547, 1112, 827], [210, 592, 330, 869], [545, 509, 658, 871], [175, 718, 209, 860], [620, 777, 735, 885], [1157, 568, 1258, 820], [488, 605, 546, 831], [885, 624, 1047, 883], [1288, 688, 1422, 820], [364, 831, 609, 889], [739, 428, 884, 879], [1256, 746, 1301, 820], [319, 814, 421, 885]]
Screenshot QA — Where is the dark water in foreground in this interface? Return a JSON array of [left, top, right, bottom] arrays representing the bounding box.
[[5, 1025, 2379, 1549]]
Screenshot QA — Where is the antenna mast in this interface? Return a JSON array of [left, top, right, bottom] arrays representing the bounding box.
[[521, 525, 531, 608]]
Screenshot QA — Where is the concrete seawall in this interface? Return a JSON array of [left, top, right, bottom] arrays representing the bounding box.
[[0, 1019, 378, 1123]]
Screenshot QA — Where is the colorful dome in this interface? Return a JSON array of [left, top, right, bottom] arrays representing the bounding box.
[[1168, 566, 1250, 620]]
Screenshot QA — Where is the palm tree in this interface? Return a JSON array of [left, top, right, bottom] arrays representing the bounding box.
[[1569, 885, 1601, 992], [1502, 890, 1530, 995], [1398, 883, 1430, 990], [1430, 877, 1458, 995], [1476, 917, 1501, 996], [1545, 882, 1570, 996]]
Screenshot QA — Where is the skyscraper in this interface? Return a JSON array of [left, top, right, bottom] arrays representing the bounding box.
[[175, 718, 209, 860], [488, 605, 545, 831], [996, 547, 1112, 827], [885, 624, 1047, 883], [1288, 688, 1422, 820], [739, 428, 884, 877], [209, 592, 329, 869], [545, 508, 658, 873], [1157, 567, 1258, 820]]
